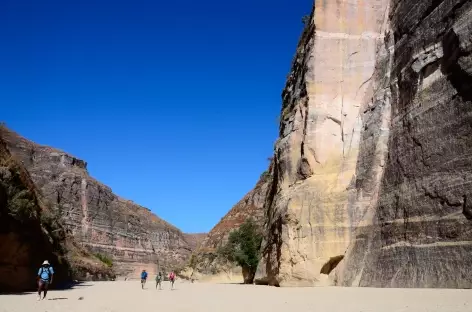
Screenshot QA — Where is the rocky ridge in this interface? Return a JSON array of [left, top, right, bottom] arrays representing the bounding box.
[[0, 126, 197, 278]]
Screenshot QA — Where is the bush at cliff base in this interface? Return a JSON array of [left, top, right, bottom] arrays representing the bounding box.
[[217, 218, 262, 284]]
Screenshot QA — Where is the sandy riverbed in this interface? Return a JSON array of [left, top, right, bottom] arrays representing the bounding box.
[[1, 281, 471, 312]]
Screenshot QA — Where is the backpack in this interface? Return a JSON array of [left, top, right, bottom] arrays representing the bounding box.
[[39, 267, 52, 281]]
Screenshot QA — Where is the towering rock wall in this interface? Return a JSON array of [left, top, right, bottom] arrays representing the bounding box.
[[256, 0, 389, 286], [0, 126, 194, 278], [257, 0, 472, 288], [335, 0, 472, 288]]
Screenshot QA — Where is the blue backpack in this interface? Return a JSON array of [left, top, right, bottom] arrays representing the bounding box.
[[39, 267, 53, 281]]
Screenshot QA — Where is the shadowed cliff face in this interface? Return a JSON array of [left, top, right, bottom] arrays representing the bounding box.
[[256, 0, 472, 288], [0, 126, 194, 278]]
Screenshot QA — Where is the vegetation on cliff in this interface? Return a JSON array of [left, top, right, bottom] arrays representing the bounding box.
[[95, 253, 113, 268]]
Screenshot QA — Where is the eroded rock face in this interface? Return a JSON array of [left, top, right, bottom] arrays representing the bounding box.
[[256, 0, 389, 286], [335, 0, 472, 288], [1, 127, 193, 278]]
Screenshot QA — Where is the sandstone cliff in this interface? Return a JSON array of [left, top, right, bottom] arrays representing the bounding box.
[[188, 168, 272, 280], [256, 0, 389, 286], [256, 0, 472, 288], [0, 135, 113, 292], [0, 126, 194, 278]]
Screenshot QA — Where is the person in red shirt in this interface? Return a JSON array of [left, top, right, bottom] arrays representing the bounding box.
[[168, 271, 175, 289]]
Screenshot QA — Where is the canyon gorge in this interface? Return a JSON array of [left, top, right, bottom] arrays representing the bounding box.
[[2, 0, 471, 291]]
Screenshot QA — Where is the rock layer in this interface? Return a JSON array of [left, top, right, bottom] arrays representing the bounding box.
[[257, 0, 472, 288], [1, 126, 194, 278]]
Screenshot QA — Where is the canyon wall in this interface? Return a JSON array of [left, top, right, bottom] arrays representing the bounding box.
[[257, 0, 472, 288], [1, 126, 194, 278]]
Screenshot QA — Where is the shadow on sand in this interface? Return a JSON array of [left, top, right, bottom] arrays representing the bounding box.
[[1, 281, 93, 296], [216, 282, 246, 285]]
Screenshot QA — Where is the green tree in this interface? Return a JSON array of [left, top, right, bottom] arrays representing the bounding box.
[[217, 218, 262, 284]]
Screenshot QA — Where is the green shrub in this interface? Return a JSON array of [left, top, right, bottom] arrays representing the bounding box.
[[95, 253, 113, 267], [217, 218, 262, 284]]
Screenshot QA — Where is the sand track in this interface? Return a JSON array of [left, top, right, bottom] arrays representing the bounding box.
[[1, 281, 471, 312]]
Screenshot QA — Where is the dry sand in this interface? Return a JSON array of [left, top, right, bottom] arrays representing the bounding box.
[[1, 281, 471, 312]]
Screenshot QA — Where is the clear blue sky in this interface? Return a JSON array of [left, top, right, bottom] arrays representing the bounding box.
[[1, 0, 312, 233]]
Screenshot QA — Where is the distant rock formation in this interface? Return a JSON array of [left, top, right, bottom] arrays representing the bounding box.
[[254, 0, 472, 288], [0, 126, 197, 279], [184, 233, 207, 251]]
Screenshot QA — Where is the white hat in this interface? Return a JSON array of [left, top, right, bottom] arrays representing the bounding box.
[[42, 260, 50, 265]]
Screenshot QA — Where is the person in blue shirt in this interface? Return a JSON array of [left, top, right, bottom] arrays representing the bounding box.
[[140, 270, 148, 289], [37, 260, 54, 301]]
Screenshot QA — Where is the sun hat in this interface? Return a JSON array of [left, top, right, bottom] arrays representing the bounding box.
[[42, 260, 50, 265]]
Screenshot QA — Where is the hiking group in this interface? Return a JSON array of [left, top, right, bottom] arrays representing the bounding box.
[[35, 260, 177, 301], [140, 270, 176, 290]]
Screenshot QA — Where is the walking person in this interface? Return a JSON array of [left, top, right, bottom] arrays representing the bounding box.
[[155, 272, 162, 290], [168, 271, 175, 289], [140, 270, 148, 289], [37, 260, 54, 301]]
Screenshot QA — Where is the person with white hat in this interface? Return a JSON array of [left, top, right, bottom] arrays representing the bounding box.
[[37, 260, 54, 301]]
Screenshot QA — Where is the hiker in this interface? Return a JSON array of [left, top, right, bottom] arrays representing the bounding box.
[[169, 271, 175, 289], [37, 260, 54, 301], [140, 270, 148, 289], [155, 272, 162, 290]]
